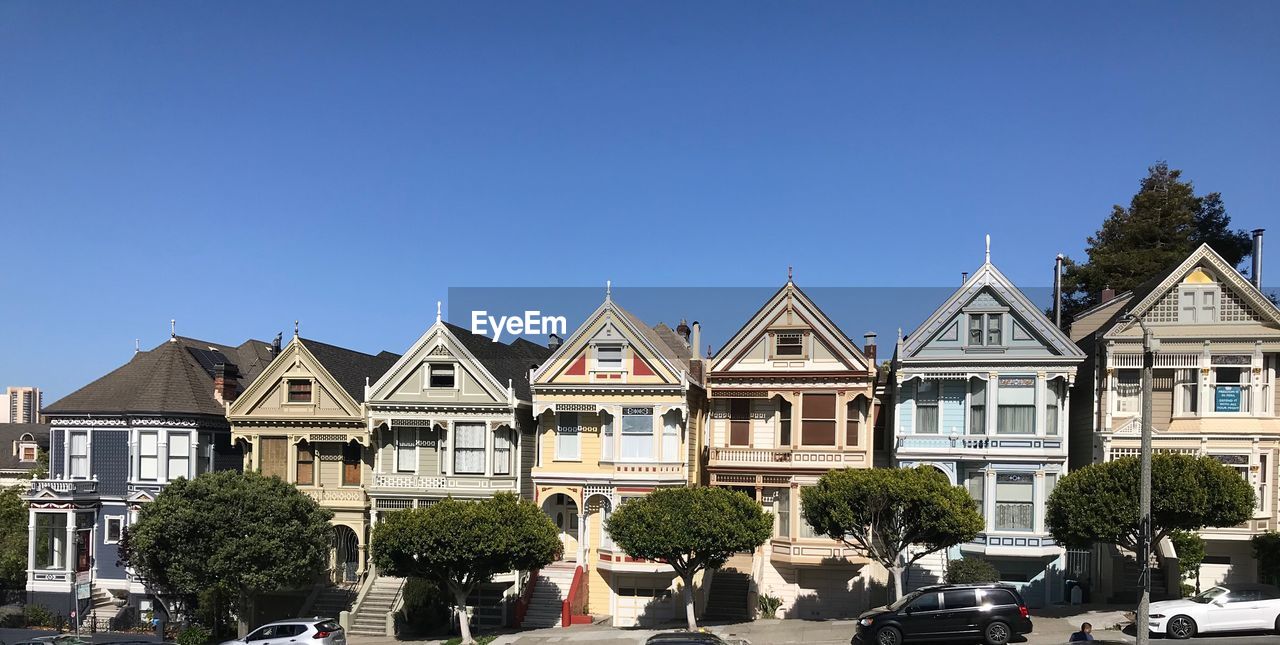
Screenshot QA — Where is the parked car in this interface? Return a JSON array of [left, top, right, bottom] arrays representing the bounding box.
[[645, 634, 750, 645], [851, 583, 1033, 645], [218, 618, 345, 645], [1147, 583, 1280, 638]]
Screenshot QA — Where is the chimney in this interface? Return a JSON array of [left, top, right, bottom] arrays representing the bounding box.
[[1053, 254, 1064, 329], [961, 271, 968, 285], [1100, 287, 1116, 304], [1253, 229, 1265, 289], [863, 332, 878, 363], [675, 319, 691, 345], [271, 332, 282, 357], [688, 322, 704, 383], [548, 333, 562, 351], [213, 362, 241, 404], [690, 322, 702, 360]]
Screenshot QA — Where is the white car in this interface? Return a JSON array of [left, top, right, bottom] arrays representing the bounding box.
[[1148, 583, 1280, 638], [219, 617, 346, 645]]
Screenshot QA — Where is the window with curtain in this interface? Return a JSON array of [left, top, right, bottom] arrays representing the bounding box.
[[915, 381, 939, 434], [621, 408, 653, 460], [168, 432, 190, 480], [453, 423, 486, 474], [986, 314, 1002, 346], [342, 441, 362, 485], [556, 412, 581, 460], [1045, 381, 1061, 436], [69, 431, 89, 479], [493, 428, 512, 475], [197, 433, 213, 474], [775, 488, 790, 538], [1115, 370, 1140, 413], [778, 399, 792, 447], [995, 473, 1034, 531], [600, 411, 614, 460], [967, 471, 986, 522], [729, 399, 751, 446], [801, 393, 836, 446], [662, 410, 680, 461], [969, 379, 987, 434], [395, 427, 416, 473], [1177, 369, 1199, 414], [845, 399, 862, 446], [139, 431, 158, 480], [296, 440, 314, 485], [997, 377, 1036, 434]]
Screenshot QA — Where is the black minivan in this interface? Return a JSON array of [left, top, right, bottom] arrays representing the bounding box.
[[851, 584, 1033, 645]]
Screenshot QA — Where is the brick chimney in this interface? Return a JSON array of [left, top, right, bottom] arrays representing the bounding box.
[[213, 362, 241, 404], [1100, 287, 1116, 304], [548, 333, 562, 351], [688, 322, 704, 382], [863, 332, 878, 363], [676, 319, 691, 346]]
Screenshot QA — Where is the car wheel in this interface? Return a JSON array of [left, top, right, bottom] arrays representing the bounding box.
[[1166, 615, 1196, 640], [875, 626, 901, 645], [984, 621, 1011, 645]]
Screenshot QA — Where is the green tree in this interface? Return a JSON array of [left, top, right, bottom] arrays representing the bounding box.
[[1252, 532, 1280, 587], [1060, 162, 1253, 323], [371, 492, 559, 644], [1169, 530, 1205, 595], [119, 471, 332, 636], [1047, 454, 1254, 554], [801, 467, 983, 600], [0, 486, 29, 592], [604, 487, 771, 631], [945, 557, 1000, 585]]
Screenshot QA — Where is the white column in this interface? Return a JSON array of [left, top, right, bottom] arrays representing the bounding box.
[[442, 423, 452, 476], [1034, 471, 1046, 534], [577, 510, 587, 563], [85, 431, 94, 479], [189, 436, 198, 479], [1200, 343, 1213, 413], [157, 431, 169, 483], [986, 373, 998, 435], [63, 511, 75, 572], [484, 423, 494, 478], [1034, 373, 1047, 435], [984, 469, 996, 533], [27, 507, 37, 573], [1061, 378, 1072, 438], [130, 431, 139, 483], [62, 430, 70, 479]]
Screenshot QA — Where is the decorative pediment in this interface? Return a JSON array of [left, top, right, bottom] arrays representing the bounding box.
[[367, 323, 510, 406], [533, 299, 682, 387], [227, 338, 362, 421], [1112, 244, 1280, 333], [711, 281, 870, 375]]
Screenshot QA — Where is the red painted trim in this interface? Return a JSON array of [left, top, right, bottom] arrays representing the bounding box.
[[512, 569, 540, 628], [565, 355, 587, 376], [632, 354, 656, 376], [561, 565, 590, 627]]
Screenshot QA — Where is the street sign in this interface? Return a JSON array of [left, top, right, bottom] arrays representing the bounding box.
[[76, 583, 91, 600], [75, 570, 91, 585]]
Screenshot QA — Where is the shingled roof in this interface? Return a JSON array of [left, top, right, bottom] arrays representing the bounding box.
[[44, 336, 273, 418], [443, 323, 551, 401], [299, 338, 400, 403], [0, 423, 49, 473]]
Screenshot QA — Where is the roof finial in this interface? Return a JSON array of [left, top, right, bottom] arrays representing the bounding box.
[[169, 319, 177, 342], [606, 279, 612, 302], [135, 338, 141, 353], [985, 234, 991, 264], [436, 300, 442, 324], [788, 265, 793, 282], [294, 320, 299, 338]]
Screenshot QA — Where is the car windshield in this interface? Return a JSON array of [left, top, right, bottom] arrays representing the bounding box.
[[888, 590, 923, 611], [1188, 586, 1229, 604]]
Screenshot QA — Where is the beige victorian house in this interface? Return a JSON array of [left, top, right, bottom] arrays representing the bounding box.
[[1070, 243, 1280, 594], [227, 333, 399, 585]]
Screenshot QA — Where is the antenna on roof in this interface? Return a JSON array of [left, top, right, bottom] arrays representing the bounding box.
[[606, 280, 612, 302], [436, 300, 442, 324], [135, 339, 141, 353], [294, 320, 299, 338], [170, 319, 177, 342], [985, 234, 991, 264]]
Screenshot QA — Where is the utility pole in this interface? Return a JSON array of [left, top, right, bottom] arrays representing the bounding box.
[[1135, 316, 1155, 645]]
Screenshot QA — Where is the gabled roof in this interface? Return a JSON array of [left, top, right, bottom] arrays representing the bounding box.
[[299, 338, 400, 403], [532, 296, 695, 385], [710, 280, 870, 373], [45, 336, 274, 417], [901, 261, 1084, 360], [442, 323, 552, 401], [0, 423, 49, 472]]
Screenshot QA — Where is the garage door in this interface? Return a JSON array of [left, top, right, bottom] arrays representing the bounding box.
[[613, 574, 677, 627], [794, 568, 863, 619]]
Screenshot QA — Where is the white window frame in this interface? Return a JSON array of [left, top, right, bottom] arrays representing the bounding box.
[[67, 431, 90, 480], [104, 515, 125, 545], [966, 312, 1006, 348], [493, 427, 512, 476], [20, 442, 38, 462], [285, 378, 314, 404], [595, 344, 624, 371], [167, 432, 191, 481], [556, 412, 581, 461], [395, 427, 418, 473], [993, 472, 1035, 533], [620, 407, 654, 461], [452, 422, 486, 475], [601, 411, 614, 461], [1113, 369, 1140, 415], [773, 332, 804, 358], [427, 363, 457, 390], [138, 431, 159, 481]]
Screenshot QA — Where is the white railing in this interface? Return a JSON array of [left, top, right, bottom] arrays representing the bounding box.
[[27, 479, 98, 495], [302, 487, 367, 503], [897, 435, 1065, 452], [709, 448, 793, 464], [372, 474, 447, 489]]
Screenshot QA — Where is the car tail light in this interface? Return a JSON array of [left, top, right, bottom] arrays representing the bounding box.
[[1018, 605, 1029, 619], [314, 631, 332, 638]]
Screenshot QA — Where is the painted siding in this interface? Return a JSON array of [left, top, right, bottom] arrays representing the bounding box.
[[941, 381, 965, 434], [50, 429, 63, 478], [317, 443, 342, 487], [897, 391, 914, 435], [752, 400, 774, 448], [538, 412, 603, 473], [1152, 370, 1174, 431], [95, 502, 128, 580], [711, 400, 727, 447], [92, 430, 130, 497], [519, 423, 536, 500]]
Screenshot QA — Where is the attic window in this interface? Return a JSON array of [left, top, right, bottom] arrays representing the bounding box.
[[287, 379, 313, 403], [596, 345, 623, 370], [428, 364, 455, 389], [1178, 286, 1219, 324], [19, 443, 37, 462], [774, 332, 803, 357]]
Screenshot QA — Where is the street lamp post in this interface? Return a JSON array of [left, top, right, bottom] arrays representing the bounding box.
[[1132, 316, 1156, 645]]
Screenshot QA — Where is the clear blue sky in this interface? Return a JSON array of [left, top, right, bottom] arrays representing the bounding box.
[[3, 2, 1278, 402]]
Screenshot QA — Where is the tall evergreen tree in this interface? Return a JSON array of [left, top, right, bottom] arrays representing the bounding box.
[[1061, 162, 1252, 323]]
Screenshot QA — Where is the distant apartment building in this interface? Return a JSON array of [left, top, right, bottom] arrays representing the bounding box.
[[4, 386, 42, 424]]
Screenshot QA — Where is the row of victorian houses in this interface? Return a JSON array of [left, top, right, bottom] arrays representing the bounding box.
[[19, 235, 1280, 633]]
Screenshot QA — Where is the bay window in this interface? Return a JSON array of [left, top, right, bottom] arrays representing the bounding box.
[[556, 412, 581, 460], [966, 471, 986, 523], [775, 488, 791, 538], [493, 427, 512, 475], [662, 411, 680, 461], [139, 431, 159, 480], [620, 408, 653, 460], [799, 489, 820, 539], [997, 377, 1036, 434], [168, 432, 190, 480], [914, 381, 938, 434], [778, 399, 792, 447], [197, 433, 213, 474], [1114, 370, 1140, 414], [395, 427, 416, 473], [969, 379, 987, 434], [845, 399, 862, 446], [994, 473, 1034, 532], [1045, 381, 1061, 436], [342, 441, 362, 485], [34, 513, 67, 569], [1176, 369, 1199, 415], [68, 431, 89, 479], [453, 422, 486, 475], [801, 393, 836, 446], [1212, 365, 1249, 413]]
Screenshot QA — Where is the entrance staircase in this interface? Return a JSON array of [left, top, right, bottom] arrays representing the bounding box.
[[348, 576, 404, 637], [521, 563, 577, 629], [703, 553, 753, 622], [83, 584, 123, 631], [305, 584, 358, 620], [1109, 554, 1171, 603]]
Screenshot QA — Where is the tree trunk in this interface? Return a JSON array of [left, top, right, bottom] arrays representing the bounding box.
[[890, 564, 906, 601], [681, 572, 697, 632], [453, 588, 473, 644]]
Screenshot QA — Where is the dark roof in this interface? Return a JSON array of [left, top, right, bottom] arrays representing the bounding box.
[[0, 423, 49, 472], [44, 336, 273, 418], [442, 323, 552, 401], [299, 338, 400, 403]]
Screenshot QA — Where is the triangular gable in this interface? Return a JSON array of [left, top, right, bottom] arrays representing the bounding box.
[[1112, 244, 1280, 334], [533, 298, 683, 386], [902, 262, 1084, 360], [367, 322, 512, 405], [227, 339, 363, 420], [710, 281, 870, 373]]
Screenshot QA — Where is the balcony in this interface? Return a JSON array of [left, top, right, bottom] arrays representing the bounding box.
[[299, 486, 368, 509], [25, 478, 98, 499], [961, 532, 1062, 557], [707, 447, 867, 470], [594, 546, 668, 573], [768, 536, 869, 565], [895, 434, 1065, 458], [598, 461, 687, 481], [370, 473, 518, 495]]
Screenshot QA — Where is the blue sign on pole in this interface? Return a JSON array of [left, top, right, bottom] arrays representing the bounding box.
[[1215, 385, 1241, 412]]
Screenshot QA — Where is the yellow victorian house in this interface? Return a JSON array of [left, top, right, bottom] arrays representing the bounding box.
[[525, 291, 705, 628], [227, 331, 399, 604]]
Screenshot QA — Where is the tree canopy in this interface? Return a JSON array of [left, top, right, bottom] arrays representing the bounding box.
[[0, 486, 28, 592], [604, 487, 771, 630], [371, 492, 559, 644], [1060, 162, 1253, 323], [801, 466, 983, 600], [1046, 454, 1254, 552], [1169, 530, 1205, 595], [119, 471, 332, 629]]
